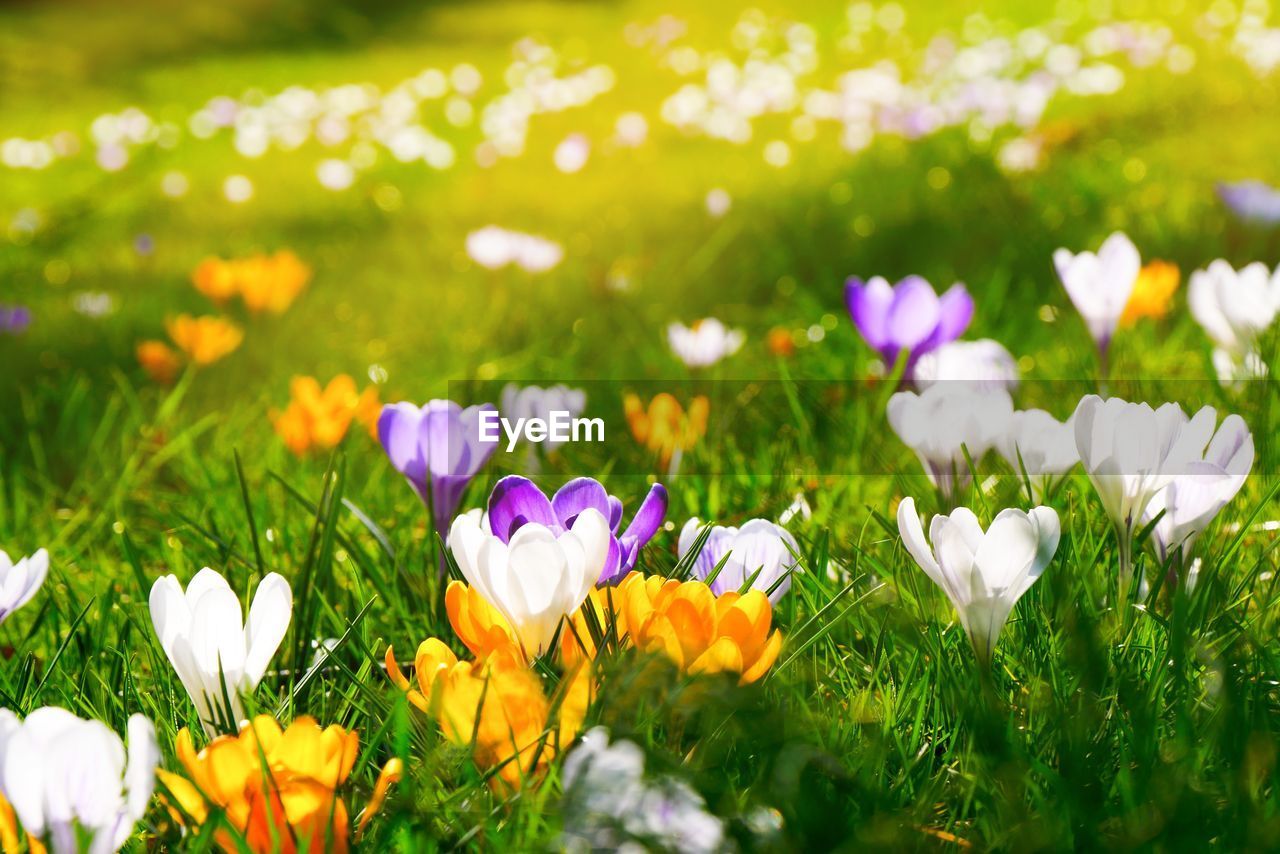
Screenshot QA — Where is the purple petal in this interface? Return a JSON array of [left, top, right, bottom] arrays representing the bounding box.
[[552, 478, 613, 528], [918, 283, 974, 353], [597, 537, 625, 585], [488, 475, 558, 542], [607, 496, 624, 533], [617, 483, 668, 571], [458, 403, 498, 475], [378, 403, 427, 488], [845, 276, 894, 350], [886, 276, 942, 351]]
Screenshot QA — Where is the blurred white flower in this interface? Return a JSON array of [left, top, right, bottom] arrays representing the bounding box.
[[1189, 259, 1280, 356], [0, 548, 48, 625], [614, 112, 649, 147], [705, 188, 732, 217], [465, 226, 564, 273], [913, 338, 1019, 391], [562, 727, 725, 854], [149, 568, 292, 735], [500, 384, 587, 451], [668, 318, 744, 368], [997, 409, 1078, 501], [887, 384, 1014, 498], [897, 496, 1060, 664], [0, 707, 158, 853], [72, 291, 117, 318], [316, 158, 355, 191], [1053, 231, 1140, 355], [222, 175, 254, 203], [554, 133, 591, 173]]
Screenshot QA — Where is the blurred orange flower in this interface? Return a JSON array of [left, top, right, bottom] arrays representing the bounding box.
[[157, 715, 400, 854], [165, 314, 244, 365], [623, 392, 709, 472], [136, 340, 183, 384], [608, 574, 782, 684], [766, 326, 796, 357], [272, 375, 380, 456], [385, 642, 590, 791], [1120, 260, 1179, 327], [192, 251, 312, 314]]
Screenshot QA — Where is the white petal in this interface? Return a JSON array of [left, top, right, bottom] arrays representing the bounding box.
[[243, 573, 292, 688]]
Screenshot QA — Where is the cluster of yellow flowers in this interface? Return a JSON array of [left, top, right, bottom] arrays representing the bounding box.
[[137, 314, 244, 384], [158, 716, 401, 853], [624, 392, 710, 471], [271, 374, 380, 456], [386, 574, 783, 791], [192, 251, 312, 314], [136, 251, 311, 384]]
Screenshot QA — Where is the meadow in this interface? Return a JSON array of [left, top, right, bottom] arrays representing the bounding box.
[[2, 0, 1280, 849]]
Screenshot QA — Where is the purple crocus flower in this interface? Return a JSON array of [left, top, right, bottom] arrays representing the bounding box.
[[378, 400, 497, 544], [844, 276, 973, 377], [487, 475, 667, 585], [0, 305, 32, 335], [1218, 181, 1280, 226]]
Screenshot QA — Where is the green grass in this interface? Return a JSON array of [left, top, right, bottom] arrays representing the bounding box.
[[3, 0, 1280, 849]]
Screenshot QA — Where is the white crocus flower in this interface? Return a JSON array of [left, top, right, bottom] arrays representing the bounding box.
[[1144, 413, 1254, 566], [149, 568, 293, 736], [1072, 395, 1220, 589], [1188, 260, 1280, 355], [897, 496, 1060, 665], [0, 548, 49, 625], [500, 384, 588, 451], [997, 409, 1079, 501], [912, 338, 1019, 391], [667, 318, 745, 368], [0, 707, 158, 853], [887, 383, 1014, 499], [1053, 231, 1141, 355], [448, 507, 610, 656], [677, 517, 800, 604]]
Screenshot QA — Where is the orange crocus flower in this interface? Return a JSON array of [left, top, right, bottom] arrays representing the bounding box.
[[192, 257, 241, 303], [623, 392, 709, 472], [766, 326, 796, 357], [610, 574, 782, 684], [444, 581, 525, 666], [157, 716, 401, 854], [192, 251, 311, 314], [1120, 260, 1180, 327], [385, 642, 590, 791], [271, 375, 380, 456], [136, 340, 183, 384], [165, 314, 243, 365]]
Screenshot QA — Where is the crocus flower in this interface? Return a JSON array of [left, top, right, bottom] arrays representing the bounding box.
[[149, 568, 293, 735], [192, 256, 241, 302], [997, 409, 1079, 501], [1144, 413, 1254, 566], [624, 393, 709, 474], [897, 496, 1060, 665], [499, 384, 587, 452], [912, 338, 1019, 391], [164, 314, 243, 365], [1219, 180, 1280, 225], [442, 579, 525, 665], [0, 548, 48, 625], [385, 641, 590, 791], [136, 340, 183, 384], [378, 400, 497, 542], [561, 727, 726, 854], [448, 499, 611, 657], [1188, 259, 1280, 357], [677, 518, 799, 604], [667, 318, 745, 368], [272, 374, 380, 456], [238, 250, 312, 314], [1072, 395, 1223, 589], [887, 383, 1014, 498], [1120, 260, 1180, 327], [157, 715, 402, 853], [0, 707, 158, 854], [765, 326, 796, 357], [1053, 232, 1140, 356], [844, 275, 973, 375], [483, 475, 667, 585], [0, 305, 31, 335], [611, 574, 783, 684], [465, 226, 564, 273]]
